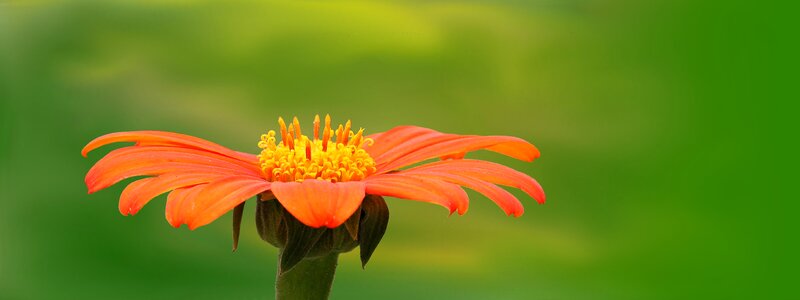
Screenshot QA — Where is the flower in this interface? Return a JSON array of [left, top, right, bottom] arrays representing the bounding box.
[[82, 115, 545, 231]]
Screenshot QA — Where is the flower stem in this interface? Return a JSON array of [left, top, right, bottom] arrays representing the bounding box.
[[276, 252, 339, 300]]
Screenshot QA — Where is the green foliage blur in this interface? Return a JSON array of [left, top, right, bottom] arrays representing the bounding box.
[[0, 0, 792, 299]]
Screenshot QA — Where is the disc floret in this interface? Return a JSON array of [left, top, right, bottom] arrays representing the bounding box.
[[258, 115, 376, 182]]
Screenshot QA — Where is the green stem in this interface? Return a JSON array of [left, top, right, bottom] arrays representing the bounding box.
[[276, 252, 339, 300]]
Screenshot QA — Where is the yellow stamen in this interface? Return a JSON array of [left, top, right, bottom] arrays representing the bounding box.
[[292, 117, 302, 139], [350, 128, 364, 146], [313, 115, 320, 141], [322, 114, 332, 151], [258, 116, 377, 182], [342, 120, 352, 144], [286, 125, 295, 150], [305, 139, 312, 160], [278, 117, 288, 146], [335, 124, 343, 144]]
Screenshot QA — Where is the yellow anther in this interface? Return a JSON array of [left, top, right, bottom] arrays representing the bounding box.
[[313, 115, 320, 140], [278, 117, 288, 146], [292, 116, 302, 139], [342, 120, 352, 144], [286, 128, 295, 150], [305, 139, 312, 160], [351, 128, 364, 146], [323, 114, 332, 151], [335, 124, 343, 144]]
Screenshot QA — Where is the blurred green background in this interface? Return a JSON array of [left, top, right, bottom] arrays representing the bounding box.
[[0, 0, 791, 299]]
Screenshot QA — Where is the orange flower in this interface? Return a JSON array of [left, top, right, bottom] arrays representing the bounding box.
[[83, 115, 545, 230]]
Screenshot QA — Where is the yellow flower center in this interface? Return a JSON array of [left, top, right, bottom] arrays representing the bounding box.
[[258, 115, 377, 182]]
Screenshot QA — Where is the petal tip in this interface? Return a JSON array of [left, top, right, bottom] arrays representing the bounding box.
[[166, 216, 182, 228], [81, 144, 93, 157], [324, 219, 344, 229], [535, 193, 546, 204], [81, 142, 99, 157], [128, 207, 141, 216]]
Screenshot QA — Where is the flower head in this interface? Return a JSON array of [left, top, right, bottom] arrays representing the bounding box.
[[83, 115, 545, 231]]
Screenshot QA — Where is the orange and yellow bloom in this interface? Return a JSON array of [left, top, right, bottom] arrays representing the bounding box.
[[83, 115, 545, 230]]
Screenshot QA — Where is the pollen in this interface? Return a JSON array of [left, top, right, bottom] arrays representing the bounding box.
[[258, 115, 377, 182]]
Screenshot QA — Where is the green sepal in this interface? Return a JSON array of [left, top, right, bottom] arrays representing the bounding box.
[[255, 195, 286, 248], [330, 228, 354, 254], [344, 206, 361, 241], [306, 228, 334, 258], [333, 209, 361, 253], [280, 213, 326, 274], [231, 201, 245, 252], [303, 209, 362, 257], [358, 195, 389, 268]]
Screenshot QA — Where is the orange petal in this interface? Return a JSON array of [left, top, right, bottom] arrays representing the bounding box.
[[90, 163, 249, 194], [363, 126, 440, 159], [376, 134, 539, 173], [184, 176, 271, 230], [97, 146, 261, 172], [165, 185, 206, 228], [364, 132, 383, 142], [396, 172, 524, 217], [82, 130, 258, 163], [375, 133, 461, 167], [116, 178, 154, 214], [86, 146, 262, 193], [404, 159, 545, 204], [119, 172, 226, 216], [364, 174, 468, 215], [270, 180, 366, 228]]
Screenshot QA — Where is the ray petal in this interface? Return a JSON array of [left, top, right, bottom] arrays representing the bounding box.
[[119, 172, 227, 216], [395, 172, 524, 217], [363, 126, 439, 159], [363, 174, 468, 215], [403, 159, 545, 204], [94, 146, 261, 172], [165, 185, 206, 228], [82, 130, 258, 163], [373, 132, 460, 166], [376, 134, 539, 173], [86, 147, 262, 193], [184, 176, 271, 230], [270, 180, 366, 229]]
